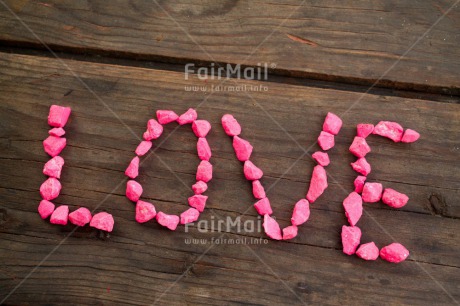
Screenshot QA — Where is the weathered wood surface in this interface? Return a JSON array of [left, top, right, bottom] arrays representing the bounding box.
[[0, 52, 459, 305], [0, 0, 459, 93]]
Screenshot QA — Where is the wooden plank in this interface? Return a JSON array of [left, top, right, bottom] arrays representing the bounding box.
[[0, 0, 459, 93], [0, 52, 459, 305]]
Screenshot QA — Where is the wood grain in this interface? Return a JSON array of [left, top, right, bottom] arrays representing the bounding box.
[[0, 52, 459, 305], [0, 0, 459, 93]]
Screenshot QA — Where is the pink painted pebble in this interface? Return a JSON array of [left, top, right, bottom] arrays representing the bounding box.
[[263, 214, 282, 240], [354, 176, 366, 193], [135, 141, 152, 156], [38, 200, 55, 219], [188, 195, 208, 212], [373, 121, 404, 142], [126, 180, 143, 202], [380, 243, 409, 263], [48, 105, 71, 128], [135, 200, 157, 223], [192, 120, 211, 137], [221, 114, 241, 136], [177, 108, 197, 125], [356, 242, 379, 260], [322, 112, 343, 135], [196, 160, 213, 182], [233, 136, 253, 161], [43, 136, 67, 157], [156, 110, 179, 125], [156, 211, 180, 230], [349, 136, 371, 158], [312, 151, 330, 166], [197, 137, 212, 161], [317, 131, 335, 151], [252, 180, 266, 199], [343, 192, 363, 226], [306, 165, 328, 203], [362, 182, 383, 203], [40, 177, 62, 201], [69, 207, 92, 226], [243, 160, 263, 181], [43, 156, 65, 179], [48, 127, 65, 137], [357, 124, 374, 138], [143, 119, 163, 141], [351, 157, 371, 176], [401, 129, 420, 143], [291, 199, 310, 226], [192, 181, 208, 194], [50, 205, 69, 225], [341, 225, 362, 255], [282, 225, 298, 240], [125, 156, 139, 179], [180, 208, 200, 224], [90, 212, 114, 232], [254, 198, 273, 215], [382, 188, 409, 208]]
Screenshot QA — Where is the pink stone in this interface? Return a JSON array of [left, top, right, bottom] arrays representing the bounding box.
[[38, 200, 55, 219], [401, 129, 420, 143], [306, 165, 328, 203], [233, 136, 253, 162], [351, 157, 371, 176], [125, 156, 139, 179], [48, 105, 71, 128], [49, 127, 65, 137], [341, 225, 361, 255], [192, 181, 208, 194], [263, 214, 282, 240], [188, 195, 208, 212], [43, 136, 66, 157], [135, 141, 152, 156], [373, 121, 404, 142], [197, 137, 212, 161], [362, 182, 383, 203], [180, 208, 200, 224], [156, 110, 179, 125], [143, 119, 163, 141], [156, 211, 180, 230], [349, 136, 371, 158], [43, 156, 65, 179], [356, 242, 379, 260], [322, 112, 343, 135], [221, 114, 241, 136], [177, 108, 197, 125], [69, 207, 92, 226], [318, 131, 335, 151], [40, 177, 62, 201], [90, 212, 114, 232], [126, 180, 143, 202], [254, 198, 273, 215], [354, 176, 366, 193], [50, 205, 69, 225], [380, 243, 409, 263], [312, 151, 330, 166], [343, 192, 363, 226], [135, 200, 157, 223], [282, 225, 298, 240], [196, 160, 213, 182], [291, 199, 310, 226], [243, 160, 263, 181], [192, 120, 211, 137], [252, 180, 266, 199], [357, 124, 374, 138], [382, 188, 409, 208]]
